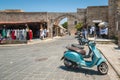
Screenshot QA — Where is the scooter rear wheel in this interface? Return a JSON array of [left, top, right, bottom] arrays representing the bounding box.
[[97, 62, 108, 75], [64, 59, 73, 68]]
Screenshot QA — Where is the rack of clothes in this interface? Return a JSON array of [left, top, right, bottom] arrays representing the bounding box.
[[7, 29, 27, 40], [26, 29, 33, 40], [0, 28, 33, 41]]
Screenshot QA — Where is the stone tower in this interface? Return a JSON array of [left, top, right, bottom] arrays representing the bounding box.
[[108, 0, 116, 38], [116, 0, 120, 48]]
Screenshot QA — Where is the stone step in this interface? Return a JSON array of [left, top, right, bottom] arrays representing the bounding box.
[[88, 38, 115, 44]]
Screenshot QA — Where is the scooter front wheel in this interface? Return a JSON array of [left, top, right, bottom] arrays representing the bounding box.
[[97, 62, 108, 75], [64, 59, 73, 68]]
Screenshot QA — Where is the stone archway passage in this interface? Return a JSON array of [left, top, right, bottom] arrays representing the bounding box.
[[53, 13, 84, 35]]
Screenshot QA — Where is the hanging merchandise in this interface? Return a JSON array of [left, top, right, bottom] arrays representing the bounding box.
[[6, 29, 11, 40], [1, 28, 27, 41], [11, 30, 16, 40], [22, 29, 27, 40], [29, 29, 33, 40], [2, 28, 7, 38]]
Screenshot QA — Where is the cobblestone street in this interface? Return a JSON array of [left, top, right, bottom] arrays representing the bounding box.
[[0, 36, 119, 80]]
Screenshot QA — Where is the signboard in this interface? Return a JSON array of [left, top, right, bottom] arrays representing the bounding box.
[[92, 20, 102, 23]]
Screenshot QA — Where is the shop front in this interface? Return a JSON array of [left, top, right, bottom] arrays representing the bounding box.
[[0, 22, 48, 44]]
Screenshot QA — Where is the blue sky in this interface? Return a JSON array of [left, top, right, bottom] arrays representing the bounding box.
[[0, 0, 108, 12]]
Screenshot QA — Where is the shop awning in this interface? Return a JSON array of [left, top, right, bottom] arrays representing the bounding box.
[[98, 22, 108, 27]]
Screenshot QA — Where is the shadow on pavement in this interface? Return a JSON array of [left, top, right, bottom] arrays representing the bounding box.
[[59, 66, 102, 75], [114, 47, 120, 50]]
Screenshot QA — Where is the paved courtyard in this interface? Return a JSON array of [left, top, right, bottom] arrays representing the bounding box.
[[0, 36, 119, 80]]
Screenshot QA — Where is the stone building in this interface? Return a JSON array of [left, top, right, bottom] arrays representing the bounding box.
[[108, 0, 120, 47], [86, 6, 108, 25], [0, 10, 85, 39], [0, 6, 108, 38], [115, 0, 120, 48], [0, 0, 120, 45], [108, 0, 117, 38]]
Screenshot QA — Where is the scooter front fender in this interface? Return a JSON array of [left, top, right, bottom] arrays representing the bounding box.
[[63, 50, 83, 63], [96, 58, 106, 66]]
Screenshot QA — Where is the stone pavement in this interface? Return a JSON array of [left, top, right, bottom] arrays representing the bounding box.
[[97, 43, 120, 77], [0, 35, 120, 80], [0, 35, 118, 80]]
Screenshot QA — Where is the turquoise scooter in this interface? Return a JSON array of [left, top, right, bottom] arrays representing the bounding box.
[[61, 41, 108, 75]]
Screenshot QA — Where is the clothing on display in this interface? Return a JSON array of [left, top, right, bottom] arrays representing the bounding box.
[[1, 29, 27, 40], [28, 30, 33, 40]]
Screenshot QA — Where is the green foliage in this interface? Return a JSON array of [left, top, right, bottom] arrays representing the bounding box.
[[75, 23, 83, 31], [62, 22, 68, 29]]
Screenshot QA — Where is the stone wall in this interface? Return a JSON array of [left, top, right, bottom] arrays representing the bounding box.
[[118, 19, 120, 47], [77, 8, 86, 23], [108, 0, 120, 47], [86, 6, 108, 26], [118, 27, 120, 48], [0, 12, 47, 23], [108, 0, 117, 38], [116, 0, 120, 48]]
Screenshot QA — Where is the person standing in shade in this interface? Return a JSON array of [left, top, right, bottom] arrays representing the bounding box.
[[40, 29, 44, 40], [82, 28, 87, 39], [91, 25, 95, 37], [46, 29, 49, 37], [104, 27, 108, 39], [44, 29, 47, 38]]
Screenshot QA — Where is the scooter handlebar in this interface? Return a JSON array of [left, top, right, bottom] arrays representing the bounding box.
[[75, 36, 79, 38]]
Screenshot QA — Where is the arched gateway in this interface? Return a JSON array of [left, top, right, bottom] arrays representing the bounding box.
[[47, 12, 85, 35]]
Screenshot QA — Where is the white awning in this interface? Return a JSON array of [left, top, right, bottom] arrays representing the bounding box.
[[98, 22, 108, 27], [58, 25, 66, 30]]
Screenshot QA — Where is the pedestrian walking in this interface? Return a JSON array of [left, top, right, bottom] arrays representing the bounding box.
[[82, 28, 87, 39], [91, 25, 95, 37], [40, 29, 45, 40]]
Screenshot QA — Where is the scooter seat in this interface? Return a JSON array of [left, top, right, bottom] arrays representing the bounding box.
[[71, 44, 84, 49], [66, 46, 86, 55]]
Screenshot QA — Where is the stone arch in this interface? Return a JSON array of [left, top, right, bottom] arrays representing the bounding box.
[[53, 13, 83, 34], [54, 13, 81, 25]]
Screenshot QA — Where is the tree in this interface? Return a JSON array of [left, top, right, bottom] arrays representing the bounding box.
[[75, 22, 83, 31], [62, 22, 68, 29]]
